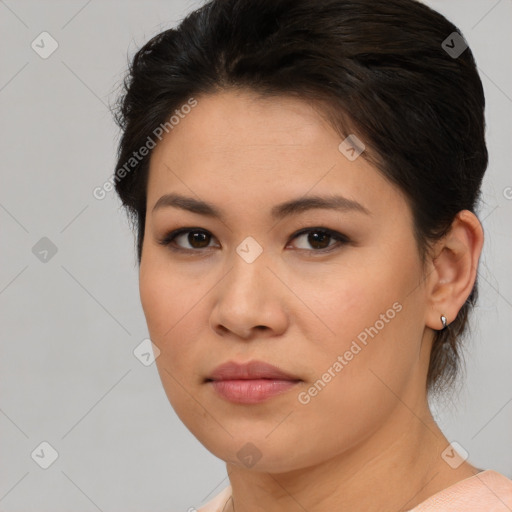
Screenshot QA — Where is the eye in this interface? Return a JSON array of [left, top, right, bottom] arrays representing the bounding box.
[[288, 227, 349, 253], [158, 226, 349, 254], [158, 228, 218, 252]]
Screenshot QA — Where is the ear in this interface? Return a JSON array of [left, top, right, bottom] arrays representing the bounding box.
[[425, 210, 484, 331]]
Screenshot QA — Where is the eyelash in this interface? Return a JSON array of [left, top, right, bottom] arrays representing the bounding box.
[[157, 227, 349, 255]]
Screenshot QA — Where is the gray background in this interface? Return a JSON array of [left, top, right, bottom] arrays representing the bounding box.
[[0, 0, 511, 510]]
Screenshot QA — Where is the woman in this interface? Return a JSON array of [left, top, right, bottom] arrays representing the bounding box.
[[111, 0, 512, 510]]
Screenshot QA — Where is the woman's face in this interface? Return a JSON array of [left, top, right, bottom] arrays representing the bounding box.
[[139, 90, 433, 472]]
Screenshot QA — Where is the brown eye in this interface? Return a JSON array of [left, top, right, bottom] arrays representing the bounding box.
[[184, 230, 211, 249], [158, 226, 348, 254], [158, 228, 217, 251], [290, 228, 348, 252], [306, 231, 331, 250]]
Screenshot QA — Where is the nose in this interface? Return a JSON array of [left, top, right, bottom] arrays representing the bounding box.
[[209, 251, 289, 340]]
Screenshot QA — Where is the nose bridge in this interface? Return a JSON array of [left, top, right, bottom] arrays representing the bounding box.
[[211, 237, 287, 337], [225, 236, 270, 307]]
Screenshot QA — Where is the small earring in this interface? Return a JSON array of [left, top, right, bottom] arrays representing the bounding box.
[[440, 314, 448, 330]]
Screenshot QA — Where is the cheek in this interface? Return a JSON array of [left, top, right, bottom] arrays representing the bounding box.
[[139, 260, 206, 420], [139, 254, 195, 339], [139, 262, 171, 337], [297, 248, 423, 387], [284, 276, 421, 466], [139, 256, 208, 372], [291, 259, 403, 343]]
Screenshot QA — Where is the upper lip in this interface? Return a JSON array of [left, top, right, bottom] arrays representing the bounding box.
[[206, 360, 301, 381]]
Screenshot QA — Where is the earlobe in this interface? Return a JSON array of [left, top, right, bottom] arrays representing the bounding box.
[[425, 210, 484, 331]]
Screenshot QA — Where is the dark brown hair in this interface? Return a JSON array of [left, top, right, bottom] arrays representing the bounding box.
[[112, 0, 487, 398]]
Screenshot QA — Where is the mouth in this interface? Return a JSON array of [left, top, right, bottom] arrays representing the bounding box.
[[206, 359, 301, 381], [205, 360, 302, 404], [207, 379, 300, 404]]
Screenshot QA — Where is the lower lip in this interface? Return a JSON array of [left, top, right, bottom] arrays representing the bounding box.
[[208, 379, 300, 404]]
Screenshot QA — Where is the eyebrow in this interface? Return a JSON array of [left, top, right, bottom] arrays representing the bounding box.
[[151, 192, 371, 220]]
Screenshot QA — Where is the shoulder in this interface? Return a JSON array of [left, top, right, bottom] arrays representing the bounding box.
[[195, 485, 232, 512], [407, 470, 512, 511]]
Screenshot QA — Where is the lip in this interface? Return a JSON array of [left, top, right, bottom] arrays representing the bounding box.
[[207, 360, 300, 381], [206, 360, 302, 404]]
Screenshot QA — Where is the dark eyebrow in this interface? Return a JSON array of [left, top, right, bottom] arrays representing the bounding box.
[[151, 192, 371, 220]]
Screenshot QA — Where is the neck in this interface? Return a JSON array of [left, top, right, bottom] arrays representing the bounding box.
[[223, 397, 478, 512]]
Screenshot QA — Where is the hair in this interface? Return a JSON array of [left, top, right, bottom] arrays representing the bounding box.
[[111, 0, 487, 399]]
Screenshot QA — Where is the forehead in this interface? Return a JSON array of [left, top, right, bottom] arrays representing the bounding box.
[[156, 90, 339, 162], [146, 90, 409, 219]]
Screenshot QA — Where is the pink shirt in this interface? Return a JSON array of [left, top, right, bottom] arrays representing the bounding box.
[[197, 470, 512, 511]]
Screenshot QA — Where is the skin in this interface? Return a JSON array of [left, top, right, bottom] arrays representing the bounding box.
[[139, 89, 484, 512]]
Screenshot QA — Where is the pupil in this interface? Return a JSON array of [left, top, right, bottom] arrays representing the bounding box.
[[309, 231, 330, 249], [190, 231, 209, 248]]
